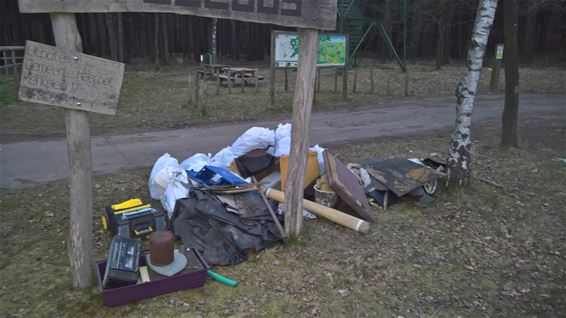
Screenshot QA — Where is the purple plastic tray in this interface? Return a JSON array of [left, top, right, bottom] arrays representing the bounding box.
[[95, 248, 208, 307]]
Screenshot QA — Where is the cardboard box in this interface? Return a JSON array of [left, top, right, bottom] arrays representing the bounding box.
[[95, 248, 208, 307]]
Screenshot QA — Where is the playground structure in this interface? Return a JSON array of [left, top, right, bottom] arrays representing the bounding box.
[[337, 0, 407, 72]]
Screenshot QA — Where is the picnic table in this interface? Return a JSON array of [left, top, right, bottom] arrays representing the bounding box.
[[197, 63, 227, 79], [218, 67, 264, 86]]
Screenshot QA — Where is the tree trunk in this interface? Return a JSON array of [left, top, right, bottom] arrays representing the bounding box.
[[154, 13, 160, 66], [447, 0, 499, 187], [501, 0, 519, 148], [210, 18, 218, 62], [104, 14, 119, 61], [161, 13, 169, 64], [116, 13, 125, 62], [436, 21, 445, 70]]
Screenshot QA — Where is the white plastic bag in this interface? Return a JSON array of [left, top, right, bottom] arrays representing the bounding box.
[[155, 166, 190, 216], [310, 144, 326, 175], [179, 153, 213, 172], [149, 153, 179, 199], [148, 153, 191, 217], [211, 147, 237, 169], [231, 127, 275, 157], [273, 123, 292, 157]]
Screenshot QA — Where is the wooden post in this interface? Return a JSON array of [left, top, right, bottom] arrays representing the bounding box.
[[216, 71, 220, 96], [2, 51, 7, 75], [342, 66, 348, 99], [404, 72, 409, 97], [227, 68, 232, 94], [352, 67, 358, 93], [240, 71, 245, 93], [270, 32, 276, 106], [316, 68, 321, 92], [195, 70, 200, 104], [254, 68, 259, 93], [188, 73, 193, 104], [370, 67, 375, 94], [50, 13, 93, 289], [334, 68, 338, 93], [284, 28, 319, 237], [199, 80, 207, 116], [12, 50, 19, 82], [284, 68, 289, 91]]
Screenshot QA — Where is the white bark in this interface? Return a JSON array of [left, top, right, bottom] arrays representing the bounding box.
[[211, 18, 218, 62], [448, 0, 498, 186]]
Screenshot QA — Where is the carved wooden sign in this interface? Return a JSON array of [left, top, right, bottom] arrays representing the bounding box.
[[18, 0, 337, 30], [18, 41, 125, 115]]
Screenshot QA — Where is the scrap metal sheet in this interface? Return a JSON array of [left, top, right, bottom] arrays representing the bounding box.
[[324, 151, 374, 222], [362, 158, 444, 197]]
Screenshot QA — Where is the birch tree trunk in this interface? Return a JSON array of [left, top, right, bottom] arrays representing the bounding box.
[[447, 0, 498, 187], [210, 18, 218, 62]]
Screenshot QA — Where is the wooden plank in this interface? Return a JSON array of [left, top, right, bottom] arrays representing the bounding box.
[[19, 0, 337, 30], [283, 28, 318, 237], [18, 40, 124, 115], [323, 151, 374, 223], [50, 12, 93, 289], [266, 189, 369, 234]]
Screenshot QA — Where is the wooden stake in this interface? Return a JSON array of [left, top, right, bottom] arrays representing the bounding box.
[[316, 68, 321, 92], [50, 13, 93, 289], [227, 68, 232, 94], [187, 73, 193, 104], [270, 32, 276, 106], [240, 71, 245, 93], [284, 28, 319, 237], [284, 68, 288, 91], [404, 72, 409, 97], [195, 71, 200, 103], [216, 71, 220, 96], [352, 67, 358, 93], [370, 68, 375, 94], [11, 50, 19, 83], [334, 68, 338, 93], [255, 68, 259, 92], [342, 66, 348, 99]]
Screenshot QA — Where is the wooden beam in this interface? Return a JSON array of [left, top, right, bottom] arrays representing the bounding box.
[[283, 28, 318, 237], [50, 12, 93, 289], [19, 0, 338, 31]]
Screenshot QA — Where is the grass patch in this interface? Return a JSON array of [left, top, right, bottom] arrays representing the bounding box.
[[0, 80, 18, 105], [1, 124, 565, 317]]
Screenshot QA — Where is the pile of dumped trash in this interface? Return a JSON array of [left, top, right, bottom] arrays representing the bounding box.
[[147, 123, 447, 265]]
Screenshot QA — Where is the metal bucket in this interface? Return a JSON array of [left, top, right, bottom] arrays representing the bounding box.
[[314, 184, 338, 208]]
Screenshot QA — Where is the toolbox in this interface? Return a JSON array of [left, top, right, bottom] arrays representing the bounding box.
[[102, 199, 167, 239], [95, 248, 208, 307]]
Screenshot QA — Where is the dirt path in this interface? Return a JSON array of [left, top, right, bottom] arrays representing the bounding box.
[[1, 94, 564, 189]]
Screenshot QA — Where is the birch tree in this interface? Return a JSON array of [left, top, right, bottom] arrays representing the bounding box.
[[447, 0, 499, 187]]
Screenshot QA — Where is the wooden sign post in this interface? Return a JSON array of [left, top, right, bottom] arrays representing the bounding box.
[[17, 14, 125, 288], [283, 28, 319, 236]]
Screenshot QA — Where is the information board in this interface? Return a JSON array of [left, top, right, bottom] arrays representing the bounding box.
[[18, 41, 125, 115], [274, 32, 347, 68], [496, 44, 504, 60], [18, 0, 337, 30]]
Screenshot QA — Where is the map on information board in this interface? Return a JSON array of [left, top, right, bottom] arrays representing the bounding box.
[[274, 32, 347, 68]]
